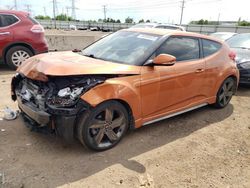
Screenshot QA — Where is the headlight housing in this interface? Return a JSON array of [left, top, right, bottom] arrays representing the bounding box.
[[47, 87, 84, 107]]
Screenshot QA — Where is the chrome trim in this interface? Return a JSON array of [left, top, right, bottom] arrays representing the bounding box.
[[0, 32, 10, 35], [143, 103, 208, 126]]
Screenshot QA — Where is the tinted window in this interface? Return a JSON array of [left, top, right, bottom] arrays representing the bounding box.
[[28, 16, 39, 24], [0, 14, 19, 27], [202, 39, 222, 57], [156, 37, 200, 61]]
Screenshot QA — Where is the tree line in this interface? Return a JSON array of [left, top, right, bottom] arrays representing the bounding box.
[[190, 19, 250, 26], [35, 14, 152, 24]]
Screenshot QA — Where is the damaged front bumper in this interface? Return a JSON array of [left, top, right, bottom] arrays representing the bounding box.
[[17, 95, 89, 142], [11, 74, 96, 142]]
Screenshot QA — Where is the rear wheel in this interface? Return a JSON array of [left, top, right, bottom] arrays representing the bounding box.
[[214, 77, 236, 108], [6, 46, 33, 69], [77, 101, 129, 151]]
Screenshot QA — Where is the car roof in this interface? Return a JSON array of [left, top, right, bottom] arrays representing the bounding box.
[[124, 28, 222, 43], [0, 9, 29, 16]]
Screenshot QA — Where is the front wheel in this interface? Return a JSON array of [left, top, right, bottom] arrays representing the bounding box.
[[214, 77, 236, 108], [77, 101, 129, 151]]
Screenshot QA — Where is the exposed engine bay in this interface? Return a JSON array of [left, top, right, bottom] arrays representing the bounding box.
[[11, 73, 108, 117]]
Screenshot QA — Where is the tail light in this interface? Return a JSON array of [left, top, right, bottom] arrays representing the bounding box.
[[30, 24, 44, 33], [229, 51, 236, 61]]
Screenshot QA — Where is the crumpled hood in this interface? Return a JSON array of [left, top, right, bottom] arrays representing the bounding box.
[[18, 51, 141, 80], [232, 48, 250, 63]]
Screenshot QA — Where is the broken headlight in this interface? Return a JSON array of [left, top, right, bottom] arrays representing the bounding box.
[[47, 87, 84, 107]]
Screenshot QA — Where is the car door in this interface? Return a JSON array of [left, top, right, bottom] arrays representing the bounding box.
[[0, 14, 17, 59], [158, 36, 206, 109], [141, 36, 206, 122]]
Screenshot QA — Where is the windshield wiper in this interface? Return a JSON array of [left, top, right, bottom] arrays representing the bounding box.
[[83, 54, 96, 58]]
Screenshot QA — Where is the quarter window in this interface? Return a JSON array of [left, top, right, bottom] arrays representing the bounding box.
[[156, 37, 200, 61], [202, 39, 221, 57], [0, 14, 19, 27]]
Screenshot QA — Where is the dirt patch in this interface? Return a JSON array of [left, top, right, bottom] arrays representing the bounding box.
[[0, 67, 250, 188]]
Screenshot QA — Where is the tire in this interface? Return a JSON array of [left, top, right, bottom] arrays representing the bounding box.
[[6, 46, 33, 70], [77, 101, 129, 151], [214, 77, 236, 108]]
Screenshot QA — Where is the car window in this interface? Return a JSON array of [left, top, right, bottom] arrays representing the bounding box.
[[28, 15, 39, 24], [202, 39, 222, 57], [156, 37, 200, 61], [0, 14, 19, 27]]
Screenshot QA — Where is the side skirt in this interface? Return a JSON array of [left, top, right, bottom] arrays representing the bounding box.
[[142, 103, 208, 126]]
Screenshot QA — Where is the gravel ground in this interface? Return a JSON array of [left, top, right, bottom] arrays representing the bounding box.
[[0, 65, 250, 188]]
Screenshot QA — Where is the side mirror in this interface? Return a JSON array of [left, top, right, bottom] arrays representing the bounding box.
[[72, 49, 81, 53], [153, 54, 176, 66]]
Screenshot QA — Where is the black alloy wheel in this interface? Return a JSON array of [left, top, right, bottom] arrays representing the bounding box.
[[214, 77, 236, 108], [77, 101, 129, 151]]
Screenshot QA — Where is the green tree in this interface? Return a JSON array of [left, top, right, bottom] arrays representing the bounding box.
[[116, 19, 121, 23], [238, 20, 250, 26], [138, 19, 144, 23], [35, 15, 51, 20], [125, 17, 133, 23], [56, 14, 73, 21], [146, 19, 150, 23]]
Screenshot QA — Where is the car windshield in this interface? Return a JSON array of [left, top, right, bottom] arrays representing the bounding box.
[[82, 31, 161, 65], [227, 33, 250, 49]]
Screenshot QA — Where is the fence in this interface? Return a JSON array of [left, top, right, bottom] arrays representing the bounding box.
[[38, 20, 250, 34]]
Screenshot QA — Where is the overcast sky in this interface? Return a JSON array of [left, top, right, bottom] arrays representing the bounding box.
[[0, 0, 249, 24]]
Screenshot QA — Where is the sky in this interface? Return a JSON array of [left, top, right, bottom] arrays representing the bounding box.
[[0, 0, 249, 24]]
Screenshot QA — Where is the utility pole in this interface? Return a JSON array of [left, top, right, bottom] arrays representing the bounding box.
[[43, 7, 47, 16], [66, 6, 70, 17], [52, 0, 57, 29], [71, 0, 76, 20], [14, 0, 17, 10], [103, 5, 107, 21], [179, 0, 185, 25], [25, 4, 32, 13]]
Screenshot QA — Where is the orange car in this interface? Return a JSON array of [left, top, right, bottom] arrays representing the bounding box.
[[11, 28, 239, 151]]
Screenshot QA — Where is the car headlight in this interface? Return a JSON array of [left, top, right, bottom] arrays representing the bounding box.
[[239, 61, 250, 69], [47, 87, 84, 107]]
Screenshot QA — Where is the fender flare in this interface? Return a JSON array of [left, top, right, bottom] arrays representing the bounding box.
[[80, 79, 142, 127]]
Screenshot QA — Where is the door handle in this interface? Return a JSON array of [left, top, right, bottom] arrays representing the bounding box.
[[0, 32, 10, 35], [195, 68, 204, 73]]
